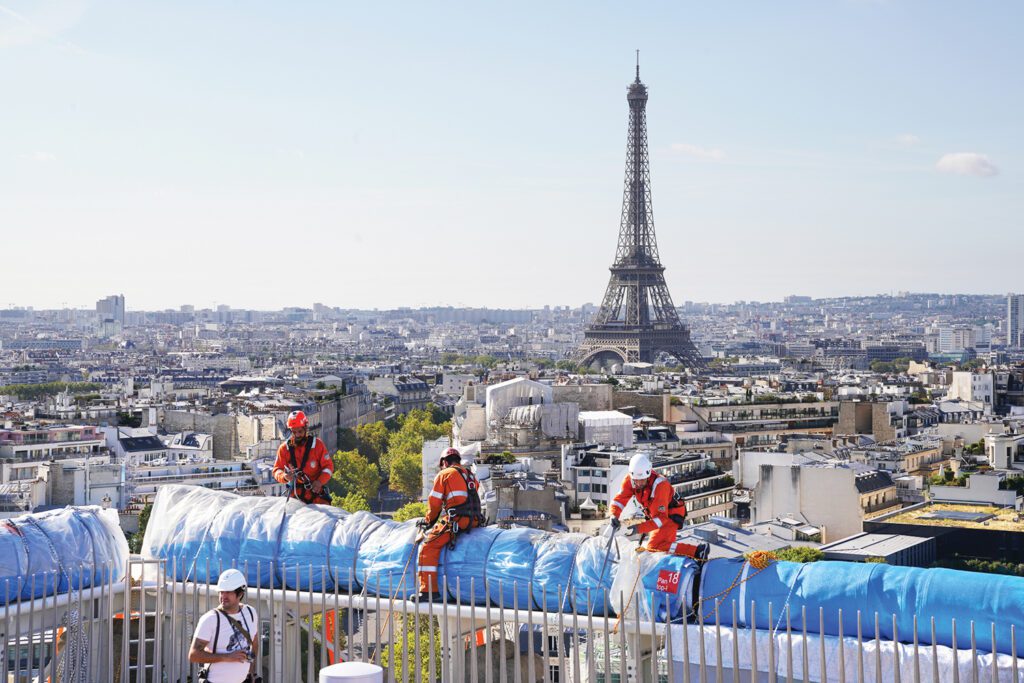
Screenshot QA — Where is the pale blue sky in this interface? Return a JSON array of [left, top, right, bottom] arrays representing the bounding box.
[[2, 1, 1020, 311]]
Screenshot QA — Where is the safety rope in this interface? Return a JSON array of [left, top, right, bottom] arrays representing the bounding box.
[[693, 550, 777, 621], [374, 533, 422, 643]]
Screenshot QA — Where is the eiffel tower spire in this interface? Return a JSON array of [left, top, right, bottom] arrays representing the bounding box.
[[575, 64, 704, 370]]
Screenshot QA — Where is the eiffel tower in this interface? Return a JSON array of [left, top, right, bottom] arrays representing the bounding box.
[[576, 62, 704, 371]]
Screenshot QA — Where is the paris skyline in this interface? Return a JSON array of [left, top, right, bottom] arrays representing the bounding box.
[[2, 2, 1020, 311]]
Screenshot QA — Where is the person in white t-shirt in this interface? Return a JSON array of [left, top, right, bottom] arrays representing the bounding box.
[[189, 568, 261, 683]]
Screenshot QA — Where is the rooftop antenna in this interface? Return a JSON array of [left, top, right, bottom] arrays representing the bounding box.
[[635, 49, 640, 80]]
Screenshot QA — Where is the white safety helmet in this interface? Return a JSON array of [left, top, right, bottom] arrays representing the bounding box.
[[216, 568, 247, 593], [628, 453, 652, 482]]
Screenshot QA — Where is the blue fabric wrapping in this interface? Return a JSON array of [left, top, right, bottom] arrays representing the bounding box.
[[279, 504, 347, 591], [0, 507, 128, 603], [639, 554, 697, 622], [570, 535, 618, 615], [329, 511, 382, 590], [225, 496, 286, 588], [485, 527, 545, 609], [440, 525, 502, 604], [699, 559, 1024, 656], [532, 532, 585, 611], [360, 521, 420, 599]]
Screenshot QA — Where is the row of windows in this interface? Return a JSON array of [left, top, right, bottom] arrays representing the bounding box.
[[577, 483, 608, 494]]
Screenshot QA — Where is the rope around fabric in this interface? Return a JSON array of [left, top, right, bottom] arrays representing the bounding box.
[[693, 550, 778, 622]]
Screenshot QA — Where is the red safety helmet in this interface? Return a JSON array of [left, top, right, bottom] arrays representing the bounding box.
[[438, 447, 461, 468], [286, 410, 308, 430]]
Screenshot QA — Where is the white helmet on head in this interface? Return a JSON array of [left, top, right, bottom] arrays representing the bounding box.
[[628, 453, 652, 481], [216, 568, 247, 593]]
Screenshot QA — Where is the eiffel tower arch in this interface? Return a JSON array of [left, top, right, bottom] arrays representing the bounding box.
[[575, 63, 704, 372]]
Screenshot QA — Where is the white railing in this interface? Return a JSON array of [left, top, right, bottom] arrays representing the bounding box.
[[0, 558, 1021, 682]]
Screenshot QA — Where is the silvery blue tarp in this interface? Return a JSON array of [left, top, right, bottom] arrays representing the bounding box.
[[699, 558, 1024, 657], [0, 506, 128, 602]]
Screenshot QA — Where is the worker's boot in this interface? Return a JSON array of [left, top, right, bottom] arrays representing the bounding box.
[[413, 591, 442, 603]]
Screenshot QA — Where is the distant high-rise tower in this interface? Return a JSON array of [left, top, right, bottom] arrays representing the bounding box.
[[96, 294, 125, 326], [1009, 294, 1024, 348], [575, 64, 703, 370]]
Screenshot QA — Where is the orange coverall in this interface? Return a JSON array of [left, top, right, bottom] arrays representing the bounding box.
[[272, 436, 333, 504], [418, 465, 480, 594], [611, 471, 701, 558]]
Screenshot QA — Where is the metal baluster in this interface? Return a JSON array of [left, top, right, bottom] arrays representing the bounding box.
[[801, 606, 809, 683], [682, 600, 692, 683], [990, 623, 998, 683], [893, 613, 901, 683], [47, 571, 57, 683], [2, 581, 9, 683], [457, 576, 466, 683], [837, 608, 845, 683], [542, 585, 550, 683], [347, 568, 354, 664], [499, 581, 507, 683], [875, 612, 882, 683], [469, 577, 479, 683], [483, 578, 493, 683], [1011, 624, 1018, 683], [321, 566, 328, 672], [586, 589, 598, 682], [970, 621, 978, 683], [665, 593, 674, 683], [557, 584, 566, 683], [856, 610, 863, 683], [309, 566, 317, 683], [427, 580, 436, 683], [750, 601, 757, 683], [27, 574, 34, 683], [268, 561, 275, 683], [649, 593, 658, 683], [714, 597, 722, 683], [952, 619, 960, 683], [572, 589, 580, 683], [440, 575, 449, 683], [786, 605, 793, 683], [633, 587, 642, 683], [732, 600, 740, 683], [387, 572, 395, 683], [931, 617, 939, 683], [767, 603, 775, 683], [913, 614, 921, 683], [513, 582, 522, 683], [820, 608, 827, 683], [603, 586, 611, 683], [618, 591, 626, 683]]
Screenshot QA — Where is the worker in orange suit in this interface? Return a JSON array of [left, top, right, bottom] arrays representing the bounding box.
[[415, 447, 484, 601], [272, 410, 333, 505], [610, 453, 709, 560]]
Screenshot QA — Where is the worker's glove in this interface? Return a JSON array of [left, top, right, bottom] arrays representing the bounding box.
[[610, 517, 621, 531], [416, 519, 430, 530], [622, 526, 638, 539]]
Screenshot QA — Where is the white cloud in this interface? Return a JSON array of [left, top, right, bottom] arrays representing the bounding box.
[[21, 151, 55, 163], [895, 133, 920, 147], [936, 152, 999, 178], [670, 143, 725, 161]]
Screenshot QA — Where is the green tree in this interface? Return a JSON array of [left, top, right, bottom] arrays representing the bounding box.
[[773, 547, 825, 563], [129, 502, 153, 554], [380, 616, 442, 682], [0, 381, 103, 400], [389, 451, 424, 499], [393, 502, 429, 523], [336, 428, 358, 452], [355, 421, 390, 463], [864, 556, 888, 564], [334, 491, 370, 513], [381, 409, 450, 473], [332, 449, 382, 502]]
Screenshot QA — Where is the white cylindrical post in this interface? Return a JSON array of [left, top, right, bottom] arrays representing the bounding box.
[[318, 661, 384, 683]]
